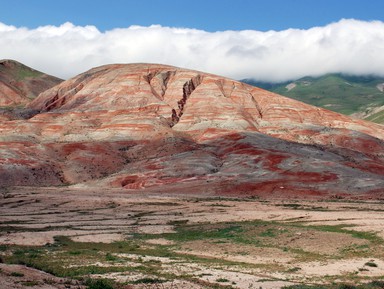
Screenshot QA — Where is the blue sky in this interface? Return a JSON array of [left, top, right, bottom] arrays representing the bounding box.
[[1, 0, 383, 32], [1, 0, 384, 81]]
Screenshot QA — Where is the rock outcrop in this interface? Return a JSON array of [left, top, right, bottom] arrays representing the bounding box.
[[1, 63, 384, 198]]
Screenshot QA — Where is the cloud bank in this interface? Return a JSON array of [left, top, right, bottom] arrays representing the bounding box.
[[1, 19, 384, 82]]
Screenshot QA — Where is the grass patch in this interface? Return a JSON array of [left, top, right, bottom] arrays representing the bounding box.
[[283, 285, 328, 289], [68, 250, 82, 255], [15, 67, 42, 81], [216, 278, 230, 282], [306, 224, 383, 243], [105, 252, 118, 262], [286, 266, 301, 273], [12, 248, 42, 258], [21, 280, 40, 286], [365, 261, 378, 267], [2, 233, 188, 281], [162, 223, 253, 246], [259, 228, 277, 237], [208, 203, 233, 207], [85, 278, 115, 289], [10, 271, 24, 277], [161, 218, 384, 262], [131, 277, 166, 284], [167, 219, 189, 225], [283, 280, 384, 289], [278, 203, 302, 209]]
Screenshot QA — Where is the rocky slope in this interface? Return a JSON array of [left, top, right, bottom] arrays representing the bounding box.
[[1, 63, 384, 198]]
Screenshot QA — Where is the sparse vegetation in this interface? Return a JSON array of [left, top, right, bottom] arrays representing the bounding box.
[[3, 214, 380, 287], [365, 261, 378, 267], [131, 277, 166, 284], [216, 278, 230, 282], [1, 196, 384, 288], [21, 280, 40, 286], [286, 267, 301, 273], [283, 280, 384, 289], [15, 67, 42, 81], [10, 271, 24, 277], [85, 278, 115, 289], [105, 252, 118, 261]]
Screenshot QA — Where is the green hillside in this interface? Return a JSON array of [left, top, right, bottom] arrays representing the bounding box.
[[363, 107, 384, 123], [242, 73, 384, 124]]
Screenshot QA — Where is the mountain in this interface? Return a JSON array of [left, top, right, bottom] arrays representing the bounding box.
[[242, 74, 384, 124], [0, 59, 63, 115], [1, 63, 384, 198]]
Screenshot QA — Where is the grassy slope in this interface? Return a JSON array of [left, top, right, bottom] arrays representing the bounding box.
[[364, 108, 384, 123], [242, 74, 384, 124]]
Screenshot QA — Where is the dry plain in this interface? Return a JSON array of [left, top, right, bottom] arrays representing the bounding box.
[[1, 186, 384, 289]]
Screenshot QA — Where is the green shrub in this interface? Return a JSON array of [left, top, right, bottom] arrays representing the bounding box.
[[216, 278, 230, 282], [21, 281, 40, 286], [338, 285, 356, 289], [365, 261, 378, 267], [105, 252, 118, 261], [131, 277, 165, 284], [369, 280, 384, 288], [85, 278, 115, 289]]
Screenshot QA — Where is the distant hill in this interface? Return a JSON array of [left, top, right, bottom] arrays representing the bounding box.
[[0, 59, 63, 107], [0, 59, 63, 120], [242, 73, 384, 124]]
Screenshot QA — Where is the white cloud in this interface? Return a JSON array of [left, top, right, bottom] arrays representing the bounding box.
[[1, 19, 384, 82]]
